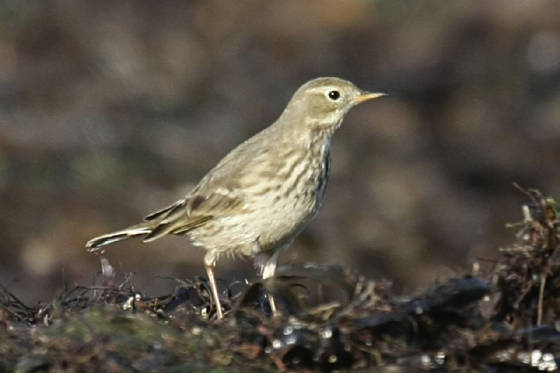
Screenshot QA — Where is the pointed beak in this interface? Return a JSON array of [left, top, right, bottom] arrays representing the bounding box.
[[353, 91, 387, 104]]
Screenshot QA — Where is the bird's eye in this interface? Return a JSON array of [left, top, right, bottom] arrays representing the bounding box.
[[328, 90, 340, 100]]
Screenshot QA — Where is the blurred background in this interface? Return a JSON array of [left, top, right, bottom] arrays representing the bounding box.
[[1, 0, 559, 303]]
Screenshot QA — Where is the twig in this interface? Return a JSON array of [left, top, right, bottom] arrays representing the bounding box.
[[537, 273, 546, 326]]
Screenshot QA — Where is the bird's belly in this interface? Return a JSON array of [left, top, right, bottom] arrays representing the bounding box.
[[252, 188, 320, 249], [189, 152, 329, 257], [189, 182, 322, 256]]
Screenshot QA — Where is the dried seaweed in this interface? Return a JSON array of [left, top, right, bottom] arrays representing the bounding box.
[[1, 188, 560, 372]]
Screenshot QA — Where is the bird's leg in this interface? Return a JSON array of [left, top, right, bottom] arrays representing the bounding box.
[[262, 248, 281, 278], [205, 264, 223, 319], [204, 253, 223, 319], [261, 248, 282, 316]]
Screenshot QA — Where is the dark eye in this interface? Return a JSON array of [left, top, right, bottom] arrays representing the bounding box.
[[328, 90, 340, 100]]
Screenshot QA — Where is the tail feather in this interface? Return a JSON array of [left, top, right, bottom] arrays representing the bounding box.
[[143, 200, 186, 221], [142, 222, 174, 242], [86, 225, 151, 252], [86, 200, 209, 251]]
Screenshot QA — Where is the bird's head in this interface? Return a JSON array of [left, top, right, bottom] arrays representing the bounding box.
[[282, 77, 385, 134]]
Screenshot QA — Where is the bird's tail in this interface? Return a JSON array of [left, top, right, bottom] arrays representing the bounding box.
[[85, 199, 210, 252], [86, 223, 152, 252]]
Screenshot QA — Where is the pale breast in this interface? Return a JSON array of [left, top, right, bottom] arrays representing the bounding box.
[[249, 145, 331, 250], [188, 143, 331, 257]]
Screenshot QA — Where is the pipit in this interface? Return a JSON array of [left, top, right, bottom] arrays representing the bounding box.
[[86, 77, 385, 319]]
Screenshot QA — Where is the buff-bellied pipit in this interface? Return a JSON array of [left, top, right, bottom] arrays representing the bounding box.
[[86, 77, 385, 319]]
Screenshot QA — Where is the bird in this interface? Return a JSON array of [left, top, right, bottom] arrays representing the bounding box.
[[86, 77, 385, 319]]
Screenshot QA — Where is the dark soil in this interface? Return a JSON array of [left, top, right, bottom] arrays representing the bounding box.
[[1, 188, 559, 372]]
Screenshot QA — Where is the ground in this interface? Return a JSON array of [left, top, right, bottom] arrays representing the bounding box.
[[1, 188, 559, 372]]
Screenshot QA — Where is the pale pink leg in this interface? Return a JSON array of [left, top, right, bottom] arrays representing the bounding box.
[[204, 254, 223, 319], [261, 249, 282, 316]]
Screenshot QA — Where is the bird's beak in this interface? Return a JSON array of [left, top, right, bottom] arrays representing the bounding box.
[[354, 91, 387, 104]]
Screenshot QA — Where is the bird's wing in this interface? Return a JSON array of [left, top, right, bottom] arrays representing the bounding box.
[[142, 187, 243, 223], [144, 128, 284, 240], [141, 156, 260, 243], [142, 180, 247, 242], [141, 197, 210, 241], [144, 200, 187, 221], [186, 188, 243, 216], [184, 132, 276, 219]]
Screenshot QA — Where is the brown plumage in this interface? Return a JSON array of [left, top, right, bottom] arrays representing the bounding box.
[[86, 77, 385, 319]]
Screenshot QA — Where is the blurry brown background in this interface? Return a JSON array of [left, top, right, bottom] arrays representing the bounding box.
[[1, 0, 559, 303]]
